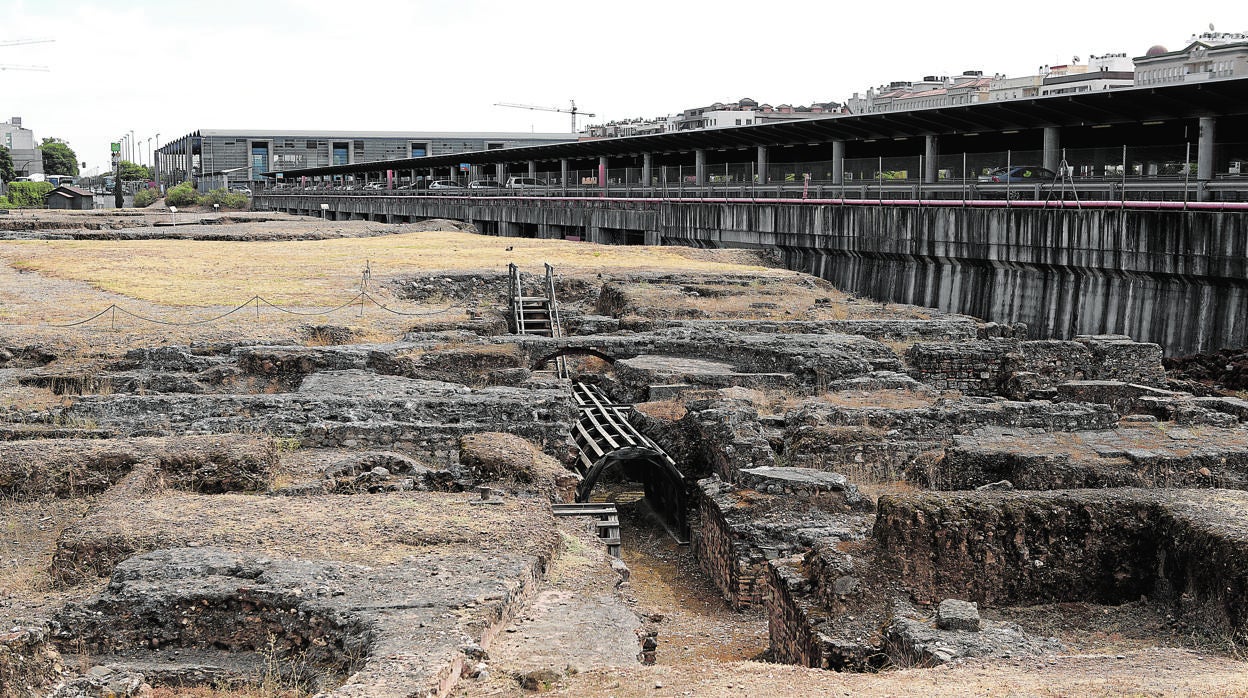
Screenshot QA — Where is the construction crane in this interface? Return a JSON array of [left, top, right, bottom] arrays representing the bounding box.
[[0, 38, 53, 72], [495, 100, 595, 134]]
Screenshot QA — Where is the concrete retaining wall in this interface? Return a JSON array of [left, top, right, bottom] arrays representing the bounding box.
[[255, 195, 1248, 355]]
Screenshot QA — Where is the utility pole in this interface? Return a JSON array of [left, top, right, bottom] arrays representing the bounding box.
[[112, 141, 123, 208]]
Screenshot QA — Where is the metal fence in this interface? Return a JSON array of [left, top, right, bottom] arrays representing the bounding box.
[[257, 141, 1248, 203]]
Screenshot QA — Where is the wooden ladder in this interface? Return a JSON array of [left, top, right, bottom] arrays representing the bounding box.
[[552, 502, 621, 558], [509, 263, 568, 378]]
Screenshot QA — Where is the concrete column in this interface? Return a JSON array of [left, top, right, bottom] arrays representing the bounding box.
[[599, 156, 608, 190], [471, 165, 482, 181], [1198, 116, 1216, 181], [641, 153, 652, 186], [924, 135, 939, 184], [832, 140, 846, 185], [527, 160, 537, 178], [560, 158, 569, 187], [756, 146, 769, 184], [695, 149, 706, 186], [1042, 126, 1061, 173], [448, 167, 457, 181]]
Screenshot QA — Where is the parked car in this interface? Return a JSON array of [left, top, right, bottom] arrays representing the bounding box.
[[428, 180, 468, 191], [977, 166, 1058, 183], [468, 180, 502, 189], [230, 186, 252, 195], [504, 176, 550, 189], [362, 182, 386, 190]]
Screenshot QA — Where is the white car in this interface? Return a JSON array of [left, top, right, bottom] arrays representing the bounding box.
[[428, 180, 468, 191]]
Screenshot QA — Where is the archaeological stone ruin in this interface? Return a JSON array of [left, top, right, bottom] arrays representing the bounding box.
[[2, 222, 1247, 697]]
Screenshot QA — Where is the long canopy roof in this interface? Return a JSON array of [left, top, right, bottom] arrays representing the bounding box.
[[270, 77, 1248, 178]]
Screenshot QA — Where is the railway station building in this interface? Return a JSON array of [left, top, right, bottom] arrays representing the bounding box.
[[154, 129, 573, 192]]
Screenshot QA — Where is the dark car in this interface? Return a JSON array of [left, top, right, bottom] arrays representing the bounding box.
[[978, 166, 1058, 183]]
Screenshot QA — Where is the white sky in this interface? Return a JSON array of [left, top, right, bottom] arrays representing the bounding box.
[[1, 0, 1242, 173]]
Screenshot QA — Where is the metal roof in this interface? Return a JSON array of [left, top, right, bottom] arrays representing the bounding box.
[[265, 77, 1248, 178]]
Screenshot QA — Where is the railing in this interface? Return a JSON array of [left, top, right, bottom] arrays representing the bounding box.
[[257, 178, 1248, 204]]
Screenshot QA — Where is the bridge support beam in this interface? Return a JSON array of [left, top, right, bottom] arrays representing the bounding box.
[[599, 155, 608, 191], [561, 158, 569, 188], [924, 135, 939, 184], [1198, 117, 1216, 201], [695, 149, 706, 186], [528, 160, 537, 179], [1043, 126, 1061, 173], [832, 140, 845, 185], [642, 153, 652, 186], [757, 146, 769, 184], [495, 163, 506, 184]]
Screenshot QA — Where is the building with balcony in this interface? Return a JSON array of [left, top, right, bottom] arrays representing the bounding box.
[[846, 72, 992, 114], [1135, 32, 1248, 86]]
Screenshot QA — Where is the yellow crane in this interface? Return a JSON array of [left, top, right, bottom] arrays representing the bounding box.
[[494, 100, 595, 134]]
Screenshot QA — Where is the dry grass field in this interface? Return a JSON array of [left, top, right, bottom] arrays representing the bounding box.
[[1, 230, 777, 309]]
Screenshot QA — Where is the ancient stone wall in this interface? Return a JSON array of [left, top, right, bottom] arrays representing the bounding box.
[[905, 336, 1165, 396], [872, 489, 1248, 639]]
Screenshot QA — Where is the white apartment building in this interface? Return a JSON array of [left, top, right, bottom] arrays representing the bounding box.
[[1, 116, 44, 179], [846, 72, 992, 114], [1135, 32, 1248, 86], [989, 54, 1134, 101]]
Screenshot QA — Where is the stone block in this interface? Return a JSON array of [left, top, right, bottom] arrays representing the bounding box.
[[936, 599, 980, 631]]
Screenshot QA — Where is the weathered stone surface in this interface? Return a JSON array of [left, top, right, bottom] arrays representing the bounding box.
[[459, 432, 578, 502], [57, 544, 552, 697], [55, 373, 575, 460], [0, 435, 275, 500], [614, 354, 796, 395], [935, 599, 980, 631], [935, 426, 1248, 490], [51, 491, 556, 586], [691, 476, 870, 610], [1, 625, 64, 698], [873, 488, 1248, 640], [884, 611, 1061, 666], [907, 337, 1165, 396]]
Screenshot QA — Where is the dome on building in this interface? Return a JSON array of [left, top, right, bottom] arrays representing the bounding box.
[[738, 97, 758, 107], [1146, 44, 1169, 56]]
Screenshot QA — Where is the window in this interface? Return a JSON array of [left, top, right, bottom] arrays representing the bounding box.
[[410, 141, 429, 158], [332, 142, 350, 166], [486, 142, 506, 150]]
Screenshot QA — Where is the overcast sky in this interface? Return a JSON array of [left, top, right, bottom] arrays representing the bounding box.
[[1, 0, 1242, 173]]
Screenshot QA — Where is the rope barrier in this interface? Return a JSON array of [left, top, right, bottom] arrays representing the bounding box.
[[16, 292, 466, 329]]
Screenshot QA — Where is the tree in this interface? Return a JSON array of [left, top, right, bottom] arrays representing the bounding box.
[[39, 138, 79, 176], [0, 145, 13, 184], [117, 160, 152, 181]]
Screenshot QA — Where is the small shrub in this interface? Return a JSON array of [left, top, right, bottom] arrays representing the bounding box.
[[165, 181, 199, 207], [201, 188, 250, 210], [5, 181, 54, 207], [0, 196, 12, 209], [133, 188, 159, 208]]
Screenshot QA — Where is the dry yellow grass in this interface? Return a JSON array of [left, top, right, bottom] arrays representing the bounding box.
[[1, 231, 774, 308]]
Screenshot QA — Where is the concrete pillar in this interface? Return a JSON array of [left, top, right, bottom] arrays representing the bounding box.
[[448, 167, 457, 181], [495, 163, 507, 184], [560, 158, 569, 187], [527, 160, 537, 178], [599, 156, 608, 190], [832, 140, 846, 185], [1042, 126, 1061, 173], [924, 135, 939, 184], [695, 149, 706, 186], [1198, 116, 1216, 181], [471, 165, 482, 181], [641, 153, 652, 186], [756, 146, 769, 184]]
